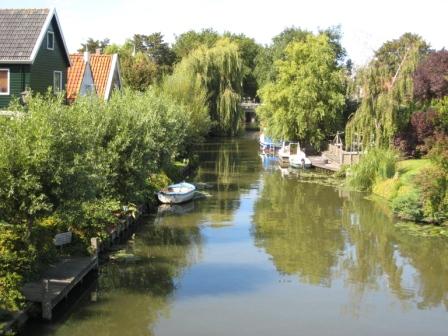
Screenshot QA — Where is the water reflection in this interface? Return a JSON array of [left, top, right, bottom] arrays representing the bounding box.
[[27, 136, 448, 336], [253, 170, 448, 314], [253, 173, 345, 286], [340, 193, 448, 311]]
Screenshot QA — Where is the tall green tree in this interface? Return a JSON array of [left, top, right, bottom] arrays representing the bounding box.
[[346, 33, 430, 148], [224, 33, 262, 99], [175, 38, 244, 136], [172, 28, 220, 59], [105, 42, 158, 91], [78, 37, 110, 53], [255, 26, 348, 89], [257, 34, 346, 148], [254, 27, 311, 87], [132, 33, 176, 72]]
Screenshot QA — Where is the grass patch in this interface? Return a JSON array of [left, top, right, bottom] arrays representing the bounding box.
[[372, 159, 434, 201]]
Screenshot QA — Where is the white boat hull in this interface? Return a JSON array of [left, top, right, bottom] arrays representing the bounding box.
[[157, 182, 196, 204], [290, 152, 312, 168]]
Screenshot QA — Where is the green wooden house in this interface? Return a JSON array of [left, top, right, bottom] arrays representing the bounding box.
[[0, 8, 70, 108]]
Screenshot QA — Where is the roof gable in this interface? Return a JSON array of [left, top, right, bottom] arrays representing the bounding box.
[[67, 54, 86, 101], [0, 8, 70, 64], [90, 54, 113, 100]]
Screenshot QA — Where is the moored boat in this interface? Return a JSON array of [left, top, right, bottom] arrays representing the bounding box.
[[277, 141, 294, 166], [278, 141, 311, 168], [157, 182, 196, 204], [290, 151, 312, 168], [260, 133, 282, 153]]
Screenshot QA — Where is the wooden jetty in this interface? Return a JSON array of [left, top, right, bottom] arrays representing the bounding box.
[[20, 209, 142, 321], [309, 132, 363, 171], [308, 156, 340, 172], [21, 255, 99, 320]]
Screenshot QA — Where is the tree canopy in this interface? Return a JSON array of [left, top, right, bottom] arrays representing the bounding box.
[[413, 50, 448, 102], [346, 33, 430, 148], [78, 37, 110, 53], [172, 28, 220, 59], [174, 38, 244, 136], [257, 33, 346, 148]]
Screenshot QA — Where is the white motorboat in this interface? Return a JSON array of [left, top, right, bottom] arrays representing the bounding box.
[[277, 141, 296, 166], [290, 150, 312, 168], [157, 182, 196, 204], [278, 142, 311, 168]]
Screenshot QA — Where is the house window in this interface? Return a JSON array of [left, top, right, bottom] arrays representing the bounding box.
[[47, 31, 54, 50], [53, 71, 62, 94], [0, 69, 9, 95]]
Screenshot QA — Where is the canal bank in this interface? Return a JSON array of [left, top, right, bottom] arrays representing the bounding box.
[[23, 137, 448, 336]]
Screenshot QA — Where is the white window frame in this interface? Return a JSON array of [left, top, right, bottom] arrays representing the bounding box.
[[47, 31, 55, 50], [53, 71, 62, 94], [0, 68, 10, 95]]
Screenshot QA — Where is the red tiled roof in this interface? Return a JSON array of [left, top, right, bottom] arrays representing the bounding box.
[[90, 54, 112, 99], [67, 54, 85, 101]]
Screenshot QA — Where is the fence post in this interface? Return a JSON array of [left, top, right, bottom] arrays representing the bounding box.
[[42, 279, 52, 320], [90, 237, 100, 268]]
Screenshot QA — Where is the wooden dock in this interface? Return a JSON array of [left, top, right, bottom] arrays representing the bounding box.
[[19, 211, 143, 321], [309, 156, 340, 172], [22, 256, 98, 320]]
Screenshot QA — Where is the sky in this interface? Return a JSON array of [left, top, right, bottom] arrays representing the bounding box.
[[3, 0, 448, 66]]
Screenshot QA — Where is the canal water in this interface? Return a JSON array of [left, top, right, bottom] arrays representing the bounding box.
[[27, 137, 448, 335]]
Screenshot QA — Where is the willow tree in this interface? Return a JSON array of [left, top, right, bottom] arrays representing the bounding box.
[[346, 33, 430, 149], [174, 38, 244, 136], [257, 34, 346, 148]]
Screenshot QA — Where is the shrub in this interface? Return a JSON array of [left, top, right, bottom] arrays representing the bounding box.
[[415, 167, 448, 222], [347, 148, 397, 191], [391, 192, 424, 221], [428, 132, 448, 173], [0, 86, 210, 310], [393, 109, 439, 157]]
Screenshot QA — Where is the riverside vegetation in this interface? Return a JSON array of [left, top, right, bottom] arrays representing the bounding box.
[[0, 86, 210, 317], [1, 26, 448, 324]]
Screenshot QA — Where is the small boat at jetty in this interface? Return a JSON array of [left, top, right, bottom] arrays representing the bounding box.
[[290, 150, 312, 168], [260, 133, 282, 153], [278, 142, 311, 168], [157, 182, 196, 204]]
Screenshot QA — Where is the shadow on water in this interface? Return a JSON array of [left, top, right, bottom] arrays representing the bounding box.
[[23, 213, 203, 336]]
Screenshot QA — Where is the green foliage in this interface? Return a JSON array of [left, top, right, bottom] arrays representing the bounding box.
[[172, 28, 219, 59], [173, 38, 244, 136], [120, 51, 158, 91], [132, 33, 176, 70], [105, 33, 175, 90], [346, 33, 430, 148], [0, 87, 209, 310], [223, 33, 262, 98], [0, 224, 34, 312], [433, 96, 448, 132], [254, 26, 347, 88], [257, 33, 346, 147], [78, 37, 110, 53], [254, 27, 312, 87], [415, 168, 448, 222], [347, 148, 397, 191], [158, 60, 210, 151], [391, 192, 424, 221]]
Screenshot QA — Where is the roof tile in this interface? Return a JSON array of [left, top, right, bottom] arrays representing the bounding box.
[[67, 54, 86, 101], [90, 54, 112, 99], [0, 8, 49, 61]]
